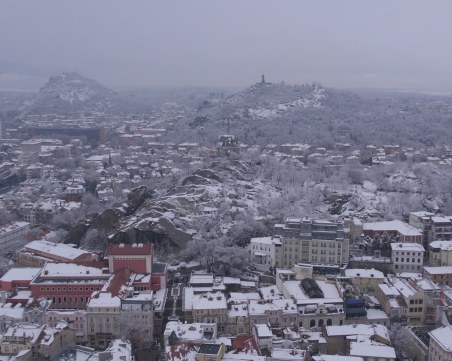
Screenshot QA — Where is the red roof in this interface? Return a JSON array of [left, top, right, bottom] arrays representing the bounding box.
[[231, 335, 261, 355], [108, 243, 152, 256]]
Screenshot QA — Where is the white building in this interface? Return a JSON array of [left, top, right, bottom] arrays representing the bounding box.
[[391, 242, 425, 273], [249, 236, 281, 271], [0, 221, 30, 248]]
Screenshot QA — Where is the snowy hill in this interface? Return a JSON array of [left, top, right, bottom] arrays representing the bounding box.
[[27, 72, 116, 115], [169, 80, 452, 148]]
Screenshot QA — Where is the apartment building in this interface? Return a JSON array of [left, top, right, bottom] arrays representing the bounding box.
[[391, 242, 425, 273], [86, 292, 121, 349], [120, 292, 154, 348], [273, 217, 349, 268], [363, 220, 423, 244]]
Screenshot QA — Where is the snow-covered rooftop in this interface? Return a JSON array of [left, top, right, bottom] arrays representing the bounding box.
[[344, 268, 384, 279], [430, 325, 452, 351], [1, 267, 41, 282], [23, 240, 93, 260], [88, 292, 121, 308], [39, 263, 107, 279], [424, 266, 452, 275], [390, 242, 424, 252], [253, 323, 272, 338], [364, 220, 422, 236], [430, 240, 452, 251], [325, 323, 389, 341], [164, 321, 216, 342], [283, 280, 342, 305], [349, 342, 395, 359]]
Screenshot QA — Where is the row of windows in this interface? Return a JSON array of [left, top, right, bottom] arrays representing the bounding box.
[[394, 257, 422, 263], [409, 307, 423, 313], [51, 296, 89, 304], [409, 299, 423, 305], [40, 286, 98, 292], [394, 251, 422, 256], [394, 265, 421, 270]]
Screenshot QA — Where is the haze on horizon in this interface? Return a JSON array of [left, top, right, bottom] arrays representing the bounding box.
[[1, 0, 452, 92]]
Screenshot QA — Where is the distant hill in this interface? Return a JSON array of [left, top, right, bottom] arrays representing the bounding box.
[[166, 80, 452, 148], [27, 72, 117, 115]]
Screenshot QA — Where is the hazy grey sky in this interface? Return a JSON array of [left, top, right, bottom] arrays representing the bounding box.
[[1, 0, 452, 90]]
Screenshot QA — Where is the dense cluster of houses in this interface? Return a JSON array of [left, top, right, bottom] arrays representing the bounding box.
[[0, 240, 167, 360]]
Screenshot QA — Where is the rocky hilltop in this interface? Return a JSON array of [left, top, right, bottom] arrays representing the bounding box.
[[109, 159, 280, 249], [27, 72, 116, 115]]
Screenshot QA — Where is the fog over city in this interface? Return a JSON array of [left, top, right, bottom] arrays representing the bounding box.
[[1, 0, 452, 90]]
